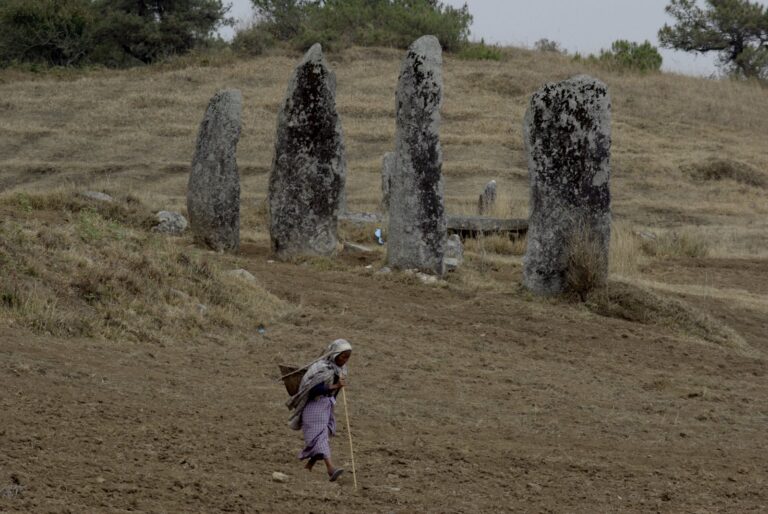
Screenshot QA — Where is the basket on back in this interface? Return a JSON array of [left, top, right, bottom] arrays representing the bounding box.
[[279, 365, 307, 396]]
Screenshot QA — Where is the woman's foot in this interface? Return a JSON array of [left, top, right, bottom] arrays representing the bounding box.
[[304, 455, 321, 471], [328, 468, 344, 482]]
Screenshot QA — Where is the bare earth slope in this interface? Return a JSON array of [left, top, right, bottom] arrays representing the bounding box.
[[1, 248, 767, 512]]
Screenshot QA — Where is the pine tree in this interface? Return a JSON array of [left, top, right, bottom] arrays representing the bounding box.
[[659, 0, 768, 79]]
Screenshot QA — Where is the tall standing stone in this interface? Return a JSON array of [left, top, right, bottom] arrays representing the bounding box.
[[477, 179, 497, 215], [187, 89, 242, 252], [381, 151, 395, 211], [268, 43, 346, 259], [523, 75, 611, 295], [387, 35, 446, 276]]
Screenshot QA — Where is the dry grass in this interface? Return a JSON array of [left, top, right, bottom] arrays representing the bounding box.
[[0, 190, 291, 342], [609, 221, 645, 277], [640, 229, 710, 259], [0, 45, 765, 345], [565, 223, 609, 300]]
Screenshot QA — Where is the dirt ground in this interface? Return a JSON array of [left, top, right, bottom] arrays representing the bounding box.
[[1, 245, 766, 513]]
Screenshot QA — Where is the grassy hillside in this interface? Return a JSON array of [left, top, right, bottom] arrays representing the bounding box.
[[1, 46, 767, 512], [1, 44, 766, 341], [1, 46, 766, 248]]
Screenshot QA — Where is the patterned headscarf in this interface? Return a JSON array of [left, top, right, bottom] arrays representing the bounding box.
[[286, 339, 352, 430]]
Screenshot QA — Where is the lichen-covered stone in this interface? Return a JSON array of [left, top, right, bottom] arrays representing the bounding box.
[[477, 180, 497, 215], [187, 89, 242, 252], [153, 211, 188, 235], [381, 151, 395, 211], [444, 233, 463, 271], [523, 75, 611, 295], [268, 43, 346, 259], [387, 35, 446, 276]]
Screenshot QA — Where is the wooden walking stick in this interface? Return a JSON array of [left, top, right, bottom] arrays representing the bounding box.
[[341, 387, 358, 490]]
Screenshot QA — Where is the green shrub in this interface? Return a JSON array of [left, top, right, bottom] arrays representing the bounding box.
[[91, 0, 232, 66], [575, 39, 663, 73], [533, 38, 565, 54], [0, 0, 95, 67], [458, 40, 502, 61], [232, 23, 276, 56], [0, 0, 232, 68], [251, 0, 312, 40]]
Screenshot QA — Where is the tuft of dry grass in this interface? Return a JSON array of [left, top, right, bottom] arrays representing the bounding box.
[[565, 223, 609, 301], [683, 158, 767, 188], [585, 280, 752, 354], [0, 191, 292, 342], [640, 229, 710, 259], [609, 221, 644, 278]]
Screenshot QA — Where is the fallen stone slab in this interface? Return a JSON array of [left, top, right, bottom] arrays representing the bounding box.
[[446, 215, 528, 238]]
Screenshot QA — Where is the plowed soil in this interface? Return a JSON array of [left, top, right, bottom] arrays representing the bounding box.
[[2, 248, 767, 513]]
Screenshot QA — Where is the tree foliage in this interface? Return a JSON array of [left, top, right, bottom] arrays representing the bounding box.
[[247, 0, 472, 52], [93, 0, 232, 65], [0, 0, 231, 67], [659, 0, 768, 79], [0, 0, 95, 67]]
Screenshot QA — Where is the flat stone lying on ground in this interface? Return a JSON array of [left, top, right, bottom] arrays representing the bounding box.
[[268, 43, 346, 260], [187, 89, 242, 252], [477, 180, 497, 215], [522, 74, 612, 295], [387, 35, 446, 276], [446, 215, 527, 239]]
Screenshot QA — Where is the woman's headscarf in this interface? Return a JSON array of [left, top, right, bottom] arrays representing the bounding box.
[[286, 339, 352, 430]]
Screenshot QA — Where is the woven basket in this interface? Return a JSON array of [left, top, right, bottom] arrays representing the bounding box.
[[279, 365, 306, 396]]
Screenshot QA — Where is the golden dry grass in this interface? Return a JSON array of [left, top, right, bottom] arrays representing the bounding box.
[[0, 45, 766, 345], [2, 45, 764, 248]]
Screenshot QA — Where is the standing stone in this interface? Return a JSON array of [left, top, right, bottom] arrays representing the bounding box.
[[268, 43, 346, 259], [381, 151, 395, 211], [387, 35, 446, 276], [477, 180, 497, 215], [187, 89, 242, 252], [522, 75, 611, 295]]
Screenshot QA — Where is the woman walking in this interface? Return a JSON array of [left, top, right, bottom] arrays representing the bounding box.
[[286, 339, 352, 482]]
